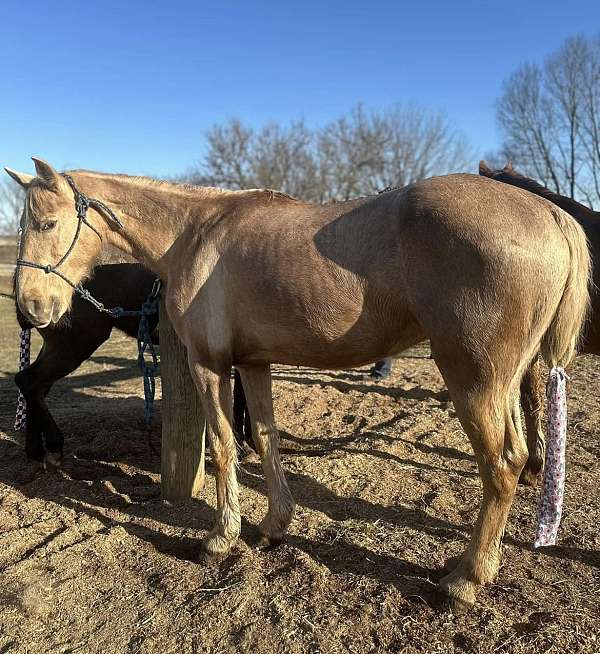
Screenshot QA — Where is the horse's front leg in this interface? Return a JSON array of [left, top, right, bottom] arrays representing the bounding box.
[[16, 367, 50, 462], [188, 362, 241, 561]]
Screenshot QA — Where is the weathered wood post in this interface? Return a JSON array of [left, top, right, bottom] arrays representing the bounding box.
[[159, 295, 205, 500]]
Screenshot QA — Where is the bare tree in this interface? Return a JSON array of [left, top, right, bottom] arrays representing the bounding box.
[[192, 104, 471, 201], [318, 105, 471, 200], [578, 37, 600, 203], [497, 34, 600, 207], [194, 119, 325, 200], [0, 178, 24, 236]]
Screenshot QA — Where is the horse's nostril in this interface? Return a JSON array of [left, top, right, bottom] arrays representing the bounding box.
[[22, 298, 51, 326], [29, 299, 43, 318]]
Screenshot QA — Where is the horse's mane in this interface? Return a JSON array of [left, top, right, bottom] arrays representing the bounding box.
[[68, 170, 300, 204], [478, 160, 597, 222]]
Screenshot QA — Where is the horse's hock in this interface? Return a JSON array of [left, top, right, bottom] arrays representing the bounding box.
[[159, 295, 205, 500]]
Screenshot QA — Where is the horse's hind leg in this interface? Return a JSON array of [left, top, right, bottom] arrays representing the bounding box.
[[237, 364, 295, 545], [519, 356, 545, 486], [433, 348, 528, 612]]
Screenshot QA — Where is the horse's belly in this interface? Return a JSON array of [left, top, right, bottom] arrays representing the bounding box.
[[236, 306, 425, 369]]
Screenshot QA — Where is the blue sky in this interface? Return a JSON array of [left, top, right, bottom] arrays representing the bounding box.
[[1, 0, 598, 178]]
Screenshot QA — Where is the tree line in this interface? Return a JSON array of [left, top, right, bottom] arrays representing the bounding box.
[[2, 32, 599, 234], [498, 34, 600, 207], [185, 104, 471, 202]]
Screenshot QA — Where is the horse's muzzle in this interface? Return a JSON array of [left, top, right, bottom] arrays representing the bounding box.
[[18, 296, 61, 328]]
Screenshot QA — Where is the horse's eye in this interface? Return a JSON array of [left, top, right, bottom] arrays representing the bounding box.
[[41, 221, 57, 232]]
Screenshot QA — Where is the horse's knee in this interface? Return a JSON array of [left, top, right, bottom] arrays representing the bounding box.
[[488, 435, 528, 496]]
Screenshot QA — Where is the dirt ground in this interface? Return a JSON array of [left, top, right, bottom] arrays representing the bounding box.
[[0, 307, 599, 654]]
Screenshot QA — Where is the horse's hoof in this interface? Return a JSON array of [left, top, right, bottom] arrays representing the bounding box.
[[43, 451, 63, 469], [256, 532, 284, 550], [202, 532, 234, 564], [440, 591, 474, 616], [439, 572, 477, 615], [518, 467, 541, 487], [257, 515, 290, 549]]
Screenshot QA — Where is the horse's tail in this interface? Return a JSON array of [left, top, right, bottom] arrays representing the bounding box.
[[540, 207, 591, 369]]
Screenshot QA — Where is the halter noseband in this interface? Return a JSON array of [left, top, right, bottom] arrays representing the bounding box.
[[16, 174, 126, 315]]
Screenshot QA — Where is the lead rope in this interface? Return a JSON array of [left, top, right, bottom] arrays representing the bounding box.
[[14, 327, 31, 431], [137, 279, 162, 425], [534, 367, 569, 547]]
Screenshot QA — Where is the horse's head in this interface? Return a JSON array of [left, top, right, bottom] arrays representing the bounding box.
[[4, 158, 103, 327]]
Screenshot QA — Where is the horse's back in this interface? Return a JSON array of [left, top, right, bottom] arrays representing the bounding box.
[[190, 174, 588, 370]]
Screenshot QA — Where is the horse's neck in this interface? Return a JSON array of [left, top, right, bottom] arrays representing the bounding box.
[[72, 173, 219, 279]]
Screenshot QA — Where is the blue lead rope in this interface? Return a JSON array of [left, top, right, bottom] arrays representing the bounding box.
[[97, 278, 162, 424], [100, 278, 162, 424], [135, 279, 162, 425]]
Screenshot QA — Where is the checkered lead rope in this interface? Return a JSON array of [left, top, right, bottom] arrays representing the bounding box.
[[534, 367, 569, 548], [14, 327, 31, 431]]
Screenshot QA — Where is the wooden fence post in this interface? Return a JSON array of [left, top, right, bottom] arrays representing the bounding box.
[[159, 296, 205, 500]]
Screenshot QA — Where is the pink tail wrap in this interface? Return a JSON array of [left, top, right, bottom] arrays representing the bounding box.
[[534, 366, 569, 548]]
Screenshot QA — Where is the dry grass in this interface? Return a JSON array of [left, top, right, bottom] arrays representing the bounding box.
[[0, 297, 598, 652]]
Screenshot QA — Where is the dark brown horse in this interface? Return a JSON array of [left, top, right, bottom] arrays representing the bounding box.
[[15, 262, 250, 465], [480, 160, 600, 484]]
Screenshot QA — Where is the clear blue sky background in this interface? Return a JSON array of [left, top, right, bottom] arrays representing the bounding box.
[[1, 0, 598, 178]]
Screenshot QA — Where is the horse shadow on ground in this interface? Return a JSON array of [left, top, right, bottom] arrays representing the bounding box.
[[0, 355, 456, 476], [271, 368, 451, 405], [0, 368, 472, 607], [277, 410, 474, 469], [0, 435, 454, 605], [0, 423, 598, 592], [0, 362, 597, 585]]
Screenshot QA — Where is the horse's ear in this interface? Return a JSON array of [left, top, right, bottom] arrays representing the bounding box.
[[479, 160, 492, 175], [504, 161, 514, 173], [31, 157, 61, 191], [4, 168, 34, 188]]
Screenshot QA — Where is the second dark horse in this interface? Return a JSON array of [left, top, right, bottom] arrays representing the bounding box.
[[15, 262, 250, 464]]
